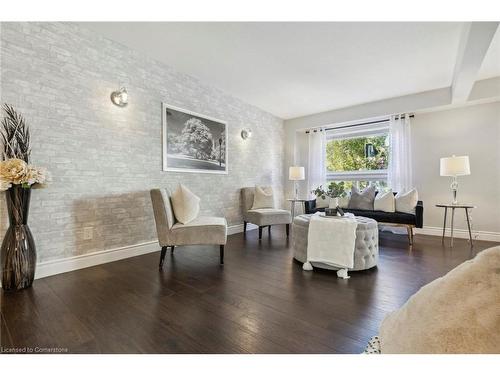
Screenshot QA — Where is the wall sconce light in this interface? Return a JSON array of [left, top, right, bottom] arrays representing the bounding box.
[[241, 128, 252, 139], [110, 87, 128, 107]]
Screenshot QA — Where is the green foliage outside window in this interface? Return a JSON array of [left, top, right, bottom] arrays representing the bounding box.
[[326, 135, 389, 172], [338, 180, 388, 192]]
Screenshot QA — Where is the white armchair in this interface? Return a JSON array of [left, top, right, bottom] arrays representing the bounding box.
[[240, 187, 292, 240], [150, 188, 227, 268]]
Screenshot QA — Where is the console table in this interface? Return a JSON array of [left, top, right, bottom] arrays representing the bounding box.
[[436, 203, 475, 247]]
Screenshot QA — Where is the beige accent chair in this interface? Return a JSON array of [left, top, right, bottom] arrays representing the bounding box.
[[241, 187, 292, 240], [150, 188, 227, 268]]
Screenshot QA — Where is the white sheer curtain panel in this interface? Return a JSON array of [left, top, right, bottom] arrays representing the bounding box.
[[306, 129, 326, 198], [388, 115, 413, 193]]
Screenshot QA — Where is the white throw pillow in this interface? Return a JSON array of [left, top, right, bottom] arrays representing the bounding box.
[[374, 190, 395, 213], [316, 196, 330, 209], [252, 186, 275, 209], [395, 189, 418, 214], [337, 196, 350, 209], [170, 184, 200, 224]]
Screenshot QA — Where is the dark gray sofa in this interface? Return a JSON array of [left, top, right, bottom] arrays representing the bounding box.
[[304, 193, 423, 245]]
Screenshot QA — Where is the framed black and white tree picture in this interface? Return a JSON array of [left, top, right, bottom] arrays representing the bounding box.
[[162, 103, 228, 174]]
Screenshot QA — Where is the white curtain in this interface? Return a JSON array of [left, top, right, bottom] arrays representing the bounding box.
[[388, 115, 413, 193], [306, 129, 326, 198]]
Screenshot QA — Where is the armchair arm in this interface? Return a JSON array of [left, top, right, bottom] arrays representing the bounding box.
[[304, 199, 317, 214], [415, 200, 424, 228]]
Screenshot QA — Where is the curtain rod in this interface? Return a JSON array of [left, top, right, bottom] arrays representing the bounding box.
[[305, 114, 414, 134]]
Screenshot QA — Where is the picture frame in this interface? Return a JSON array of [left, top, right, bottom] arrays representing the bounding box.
[[162, 103, 228, 174]]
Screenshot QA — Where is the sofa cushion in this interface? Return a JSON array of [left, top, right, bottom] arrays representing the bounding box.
[[379, 246, 500, 353], [337, 196, 350, 208], [395, 189, 418, 214], [374, 190, 395, 213], [171, 216, 227, 245], [345, 208, 416, 225], [348, 185, 376, 210], [245, 208, 292, 226]]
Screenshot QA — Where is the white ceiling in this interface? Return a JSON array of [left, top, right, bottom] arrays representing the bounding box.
[[81, 22, 497, 119]]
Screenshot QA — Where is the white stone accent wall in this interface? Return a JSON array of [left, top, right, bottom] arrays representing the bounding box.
[[0, 22, 285, 262]]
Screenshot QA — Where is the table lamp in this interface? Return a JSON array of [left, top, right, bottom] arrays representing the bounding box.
[[440, 155, 470, 204], [289, 166, 305, 200]]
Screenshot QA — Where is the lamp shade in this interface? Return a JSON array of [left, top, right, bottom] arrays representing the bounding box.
[[289, 166, 305, 181], [440, 155, 470, 176]]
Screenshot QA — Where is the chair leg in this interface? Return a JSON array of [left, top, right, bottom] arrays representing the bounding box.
[[220, 245, 224, 265], [407, 226, 414, 245], [286, 224, 290, 237], [243, 221, 247, 233], [159, 246, 168, 269], [258, 226, 263, 240], [171, 245, 175, 253], [268, 225, 271, 235]]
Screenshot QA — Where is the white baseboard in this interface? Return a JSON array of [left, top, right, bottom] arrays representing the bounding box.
[[35, 241, 159, 280], [227, 224, 243, 235], [227, 222, 258, 234], [414, 226, 500, 242], [34, 223, 251, 280]]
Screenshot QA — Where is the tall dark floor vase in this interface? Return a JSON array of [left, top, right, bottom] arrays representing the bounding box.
[[1, 186, 36, 291]]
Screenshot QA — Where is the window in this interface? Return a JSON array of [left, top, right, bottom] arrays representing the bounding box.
[[325, 120, 390, 191]]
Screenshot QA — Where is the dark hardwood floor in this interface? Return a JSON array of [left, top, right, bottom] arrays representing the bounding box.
[[1, 228, 498, 354]]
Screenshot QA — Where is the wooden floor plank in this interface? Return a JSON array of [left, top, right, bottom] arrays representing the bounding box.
[[1, 311, 13, 349]]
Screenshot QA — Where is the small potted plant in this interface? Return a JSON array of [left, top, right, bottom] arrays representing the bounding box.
[[326, 181, 347, 205], [311, 185, 330, 208], [311, 182, 347, 210]]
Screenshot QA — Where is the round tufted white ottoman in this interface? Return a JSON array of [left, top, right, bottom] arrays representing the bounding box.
[[292, 214, 379, 271]]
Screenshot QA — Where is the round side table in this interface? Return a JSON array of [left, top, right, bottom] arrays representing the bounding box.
[[287, 198, 308, 218], [436, 203, 475, 247]]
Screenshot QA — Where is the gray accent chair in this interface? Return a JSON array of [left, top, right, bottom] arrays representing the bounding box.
[[241, 187, 292, 240], [150, 188, 227, 268]]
